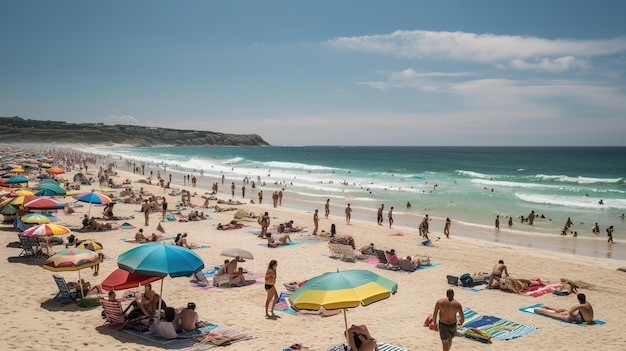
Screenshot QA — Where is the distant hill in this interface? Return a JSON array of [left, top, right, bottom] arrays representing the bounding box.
[[0, 116, 270, 147]]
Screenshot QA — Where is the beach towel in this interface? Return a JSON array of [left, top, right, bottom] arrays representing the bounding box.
[[519, 303, 606, 325], [327, 342, 408, 351], [461, 308, 539, 341], [165, 212, 177, 221], [259, 241, 300, 248], [121, 321, 258, 350]]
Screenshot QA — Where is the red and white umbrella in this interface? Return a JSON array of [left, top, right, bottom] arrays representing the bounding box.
[[21, 223, 72, 237]]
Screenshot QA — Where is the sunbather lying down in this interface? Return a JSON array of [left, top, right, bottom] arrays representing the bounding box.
[[268, 234, 292, 248], [554, 279, 579, 295]]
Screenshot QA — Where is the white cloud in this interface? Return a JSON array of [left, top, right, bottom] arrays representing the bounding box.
[[105, 115, 140, 125], [325, 30, 626, 71], [509, 56, 587, 72]]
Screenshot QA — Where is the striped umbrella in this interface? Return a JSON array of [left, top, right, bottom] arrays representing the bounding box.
[[24, 197, 64, 210], [73, 191, 112, 215], [43, 248, 100, 298], [21, 223, 71, 237]]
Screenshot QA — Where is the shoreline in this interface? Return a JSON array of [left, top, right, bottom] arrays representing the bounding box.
[[108, 153, 625, 261]]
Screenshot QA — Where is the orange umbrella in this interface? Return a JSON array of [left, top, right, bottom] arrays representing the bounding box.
[[46, 167, 65, 175]]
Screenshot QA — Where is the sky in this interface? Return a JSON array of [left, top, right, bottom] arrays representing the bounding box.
[[2, 1, 626, 146]]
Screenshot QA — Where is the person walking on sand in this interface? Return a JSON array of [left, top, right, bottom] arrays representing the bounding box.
[[258, 212, 270, 238], [161, 197, 168, 221], [388, 207, 394, 228], [142, 200, 150, 226], [377, 204, 384, 225], [607, 225, 614, 243], [495, 215, 500, 230], [241, 185, 246, 199], [345, 203, 352, 224], [312, 209, 319, 235], [324, 199, 330, 219], [508, 217, 513, 228], [258, 190, 263, 204], [444, 218, 451, 238], [264, 260, 278, 318], [433, 289, 464, 351]]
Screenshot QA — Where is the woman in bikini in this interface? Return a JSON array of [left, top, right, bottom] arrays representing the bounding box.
[[264, 260, 278, 318]]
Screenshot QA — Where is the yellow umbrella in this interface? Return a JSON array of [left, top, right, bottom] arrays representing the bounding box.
[[65, 189, 83, 196], [43, 248, 100, 298], [9, 167, 25, 173]]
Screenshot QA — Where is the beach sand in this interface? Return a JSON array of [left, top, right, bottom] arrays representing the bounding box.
[[1, 152, 625, 351]]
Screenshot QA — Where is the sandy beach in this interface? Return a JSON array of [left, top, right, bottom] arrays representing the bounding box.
[[1, 148, 625, 351]]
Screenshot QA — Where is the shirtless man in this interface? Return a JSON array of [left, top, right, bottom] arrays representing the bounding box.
[[216, 259, 229, 276], [227, 256, 246, 275], [377, 204, 384, 225], [433, 289, 464, 351], [487, 259, 509, 288], [592, 223, 600, 235], [324, 199, 330, 218], [535, 293, 594, 323], [174, 302, 200, 332], [345, 204, 352, 224]]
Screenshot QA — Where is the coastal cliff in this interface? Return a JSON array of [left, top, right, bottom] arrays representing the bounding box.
[[0, 116, 270, 147]]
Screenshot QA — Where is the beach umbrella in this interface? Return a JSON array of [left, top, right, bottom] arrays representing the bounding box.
[[0, 204, 18, 215], [1, 195, 37, 207], [20, 213, 52, 224], [34, 189, 57, 196], [73, 191, 112, 215], [221, 247, 254, 260], [46, 167, 65, 175], [76, 239, 103, 251], [65, 189, 82, 196], [5, 176, 28, 184], [21, 223, 72, 237], [118, 243, 205, 318], [36, 183, 66, 196], [40, 163, 52, 168], [9, 167, 25, 173], [9, 189, 35, 196], [24, 197, 64, 210], [101, 268, 162, 292], [43, 248, 100, 298], [289, 269, 398, 332]]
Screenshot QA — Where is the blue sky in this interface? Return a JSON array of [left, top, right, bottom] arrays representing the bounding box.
[[2, 1, 626, 146]]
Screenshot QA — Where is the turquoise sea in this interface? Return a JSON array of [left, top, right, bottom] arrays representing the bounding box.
[[88, 146, 626, 259]]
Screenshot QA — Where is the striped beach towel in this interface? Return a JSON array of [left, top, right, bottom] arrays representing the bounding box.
[[462, 308, 539, 341], [327, 342, 408, 351]]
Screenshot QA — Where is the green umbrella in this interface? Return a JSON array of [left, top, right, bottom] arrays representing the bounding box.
[[289, 269, 398, 331], [0, 204, 19, 215]]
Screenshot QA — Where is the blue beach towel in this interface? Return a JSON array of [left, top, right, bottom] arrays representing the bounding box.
[[259, 241, 300, 248], [519, 303, 606, 325]]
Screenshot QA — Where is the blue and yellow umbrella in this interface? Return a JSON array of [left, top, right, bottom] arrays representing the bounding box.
[[289, 269, 397, 330]]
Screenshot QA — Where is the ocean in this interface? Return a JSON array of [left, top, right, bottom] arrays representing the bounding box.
[[86, 146, 626, 259]]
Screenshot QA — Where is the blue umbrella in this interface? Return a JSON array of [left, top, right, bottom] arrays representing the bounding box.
[[117, 243, 205, 317], [118, 243, 204, 277], [5, 176, 29, 184]]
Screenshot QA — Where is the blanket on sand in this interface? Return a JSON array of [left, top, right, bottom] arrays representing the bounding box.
[[461, 308, 539, 341], [274, 292, 341, 317], [121, 321, 257, 350]]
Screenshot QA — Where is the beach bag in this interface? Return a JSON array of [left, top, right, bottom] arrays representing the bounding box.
[[460, 273, 474, 287]]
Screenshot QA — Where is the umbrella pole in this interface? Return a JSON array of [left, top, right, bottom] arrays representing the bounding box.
[[156, 278, 164, 324], [343, 309, 349, 340], [78, 270, 85, 299]]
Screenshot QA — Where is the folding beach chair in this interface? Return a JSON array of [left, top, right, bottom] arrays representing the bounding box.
[[328, 243, 344, 259], [18, 235, 35, 257], [338, 244, 357, 262], [52, 275, 79, 305]]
